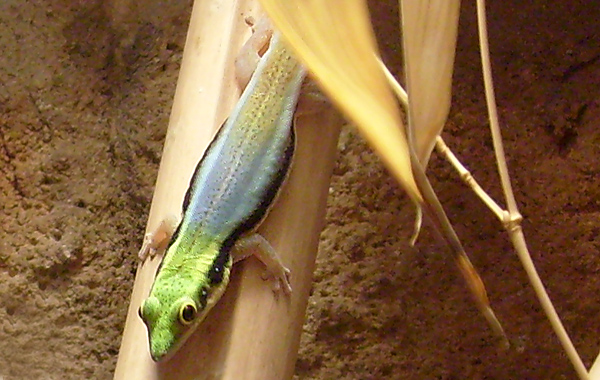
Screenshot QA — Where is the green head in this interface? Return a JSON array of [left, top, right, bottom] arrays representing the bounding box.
[[138, 240, 232, 361]]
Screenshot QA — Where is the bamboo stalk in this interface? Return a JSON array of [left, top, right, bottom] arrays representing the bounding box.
[[113, 0, 341, 378]]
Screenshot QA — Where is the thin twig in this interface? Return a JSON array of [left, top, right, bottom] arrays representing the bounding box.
[[434, 137, 505, 221], [382, 4, 589, 377], [380, 45, 508, 349], [476, 0, 589, 378], [378, 58, 423, 245]]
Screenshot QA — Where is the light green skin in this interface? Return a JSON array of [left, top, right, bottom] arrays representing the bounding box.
[[140, 234, 231, 361], [138, 34, 305, 362]]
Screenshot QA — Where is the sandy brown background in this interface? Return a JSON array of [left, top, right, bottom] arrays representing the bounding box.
[[1, 0, 599, 379]]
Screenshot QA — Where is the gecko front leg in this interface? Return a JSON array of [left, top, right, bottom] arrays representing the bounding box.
[[138, 214, 180, 260], [231, 233, 292, 294]]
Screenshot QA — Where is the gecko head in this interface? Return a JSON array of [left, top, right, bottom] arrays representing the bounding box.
[[138, 250, 232, 362]]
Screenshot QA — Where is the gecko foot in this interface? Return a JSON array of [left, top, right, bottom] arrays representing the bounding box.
[[138, 232, 158, 260], [232, 233, 293, 296], [261, 265, 292, 295], [138, 214, 180, 261]]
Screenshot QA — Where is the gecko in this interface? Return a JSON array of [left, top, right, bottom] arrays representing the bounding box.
[[137, 20, 305, 362]]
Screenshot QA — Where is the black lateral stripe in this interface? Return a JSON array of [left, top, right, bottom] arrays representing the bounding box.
[[154, 122, 229, 277], [189, 126, 294, 286], [208, 240, 232, 286], [210, 128, 296, 284], [182, 119, 229, 213], [225, 124, 296, 248], [175, 119, 295, 285]]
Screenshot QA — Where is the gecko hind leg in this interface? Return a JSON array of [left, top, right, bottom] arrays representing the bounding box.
[[234, 17, 274, 89]]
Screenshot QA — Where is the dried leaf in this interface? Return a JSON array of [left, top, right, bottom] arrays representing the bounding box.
[[259, 0, 422, 203], [401, 0, 460, 167]]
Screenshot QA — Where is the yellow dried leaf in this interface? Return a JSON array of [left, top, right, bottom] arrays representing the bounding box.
[[401, 0, 460, 167], [259, 0, 422, 203]]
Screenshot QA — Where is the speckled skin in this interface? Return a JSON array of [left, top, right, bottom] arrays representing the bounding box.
[[138, 34, 305, 362]]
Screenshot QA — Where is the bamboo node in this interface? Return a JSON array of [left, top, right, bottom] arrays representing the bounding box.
[[501, 211, 523, 233]]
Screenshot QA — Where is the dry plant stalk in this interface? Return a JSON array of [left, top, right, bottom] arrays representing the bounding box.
[[401, 0, 459, 168], [399, 0, 508, 345], [114, 0, 341, 378], [591, 353, 600, 379], [258, 0, 421, 203], [265, 0, 594, 378], [262, 0, 507, 349], [392, 0, 593, 378], [475, 0, 589, 378]]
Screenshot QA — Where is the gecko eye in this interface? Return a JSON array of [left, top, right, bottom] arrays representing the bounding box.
[[179, 303, 197, 325]]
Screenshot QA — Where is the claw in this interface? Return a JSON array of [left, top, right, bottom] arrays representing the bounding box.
[[138, 232, 156, 260]]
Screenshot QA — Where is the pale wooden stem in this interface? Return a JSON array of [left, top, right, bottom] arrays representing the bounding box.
[[435, 135, 587, 377], [378, 58, 408, 106], [476, 0, 589, 378], [378, 59, 424, 245], [437, 135, 592, 378], [113, 0, 342, 379], [434, 137, 505, 221], [441, 136, 589, 379], [114, 1, 246, 377], [590, 355, 600, 379]]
